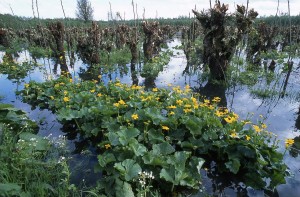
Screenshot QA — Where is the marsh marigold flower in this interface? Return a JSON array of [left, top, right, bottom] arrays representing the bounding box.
[[104, 144, 111, 149], [162, 125, 169, 131], [212, 97, 221, 102], [167, 105, 177, 109], [246, 135, 251, 141], [131, 114, 139, 120], [230, 132, 238, 138], [224, 116, 235, 124], [63, 97, 70, 102], [253, 125, 261, 132], [118, 100, 125, 105], [285, 138, 294, 148]]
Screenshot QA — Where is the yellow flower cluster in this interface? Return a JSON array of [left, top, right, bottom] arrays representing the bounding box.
[[131, 85, 142, 90], [114, 99, 127, 107]]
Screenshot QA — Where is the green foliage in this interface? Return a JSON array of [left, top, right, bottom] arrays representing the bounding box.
[[18, 76, 289, 195], [141, 50, 173, 79], [0, 104, 73, 197]]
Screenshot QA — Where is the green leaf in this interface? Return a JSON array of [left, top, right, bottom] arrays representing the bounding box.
[[148, 128, 165, 143], [181, 116, 203, 136], [167, 151, 191, 171], [108, 132, 120, 146], [117, 127, 140, 146], [115, 179, 135, 197], [153, 142, 175, 155], [237, 145, 256, 159], [114, 159, 141, 181], [128, 139, 147, 156], [98, 153, 116, 168], [160, 166, 189, 186], [142, 151, 168, 166], [225, 158, 241, 174], [144, 108, 167, 125]]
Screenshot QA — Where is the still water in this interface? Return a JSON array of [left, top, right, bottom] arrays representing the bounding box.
[[1, 39, 300, 197]]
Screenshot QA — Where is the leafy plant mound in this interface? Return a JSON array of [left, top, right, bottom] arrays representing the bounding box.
[[19, 77, 288, 196], [0, 104, 71, 196]]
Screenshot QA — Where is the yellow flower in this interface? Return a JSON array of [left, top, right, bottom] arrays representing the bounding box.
[[204, 99, 210, 104], [118, 99, 126, 105], [152, 88, 158, 92], [115, 82, 122, 87], [69, 79, 73, 83], [176, 100, 183, 105], [90, 89, 95, 93], [183, 108, 192, 113], [253, 125, 261, 133], [212, 97, 221, 102], [131, 85, 142, 90], [184, 104, 192, 108], [285, 138, 294, 147], [207, 105, 214, 110], [224, 116, 235, 124], [50, 96, 54, 100], [63, 97, 70, 102], [64, 90, 68, 95], [98, 75, 102, 79], [167, 105, 177, 109], [230, 132, 238, 138], [169, 111, 175, 115], [113, 103, 120, 107], [261, 123, 267, 129], [246, 135, 251, 141], [97, 93, 102, 97], [131, 114, 139, 120], [162, 125, 169, 131], [104, 144, 111, 149]]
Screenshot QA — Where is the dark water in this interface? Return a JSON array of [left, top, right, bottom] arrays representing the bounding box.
[[1, 39, 300, 197]]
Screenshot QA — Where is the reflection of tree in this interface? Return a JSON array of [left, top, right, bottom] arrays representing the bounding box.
[[281, 61, 293, 98], [290, 107, 300, 158], [78, 64, 101, 82], [130, 62, 138, 86]]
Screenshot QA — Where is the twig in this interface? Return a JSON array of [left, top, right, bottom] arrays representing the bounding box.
[[35, 0, 40, 19], [60, 0, 67, 19], [31, 0, 36, 18], [9, 4, 14, 16]]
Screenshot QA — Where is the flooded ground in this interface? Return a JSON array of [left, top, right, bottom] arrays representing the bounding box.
[[1, 38, 300, 196]]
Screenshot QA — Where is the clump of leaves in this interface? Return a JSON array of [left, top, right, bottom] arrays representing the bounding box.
[[18, 77, 288, 195]]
